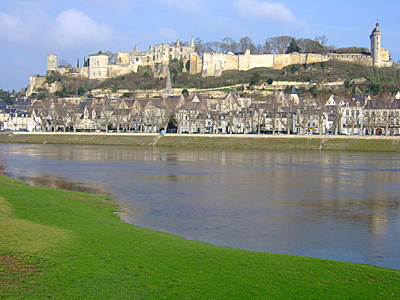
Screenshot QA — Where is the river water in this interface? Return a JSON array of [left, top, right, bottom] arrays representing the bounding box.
[[1, 143, 400, 269]]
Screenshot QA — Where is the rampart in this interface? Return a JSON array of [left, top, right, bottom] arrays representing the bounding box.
[[197, 51, 373, 77]]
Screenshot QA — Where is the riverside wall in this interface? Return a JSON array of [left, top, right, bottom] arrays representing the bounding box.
[[1, 132, 400, 152]]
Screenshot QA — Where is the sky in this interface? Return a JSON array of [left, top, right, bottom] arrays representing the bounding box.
[[0, 0, 399, 91]]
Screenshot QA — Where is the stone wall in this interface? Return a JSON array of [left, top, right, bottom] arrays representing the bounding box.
[[200, 52, 374, 77], [89, 54, 109, 79]]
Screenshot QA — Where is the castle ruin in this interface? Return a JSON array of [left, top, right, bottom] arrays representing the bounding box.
[[27, 23, 393, 96]]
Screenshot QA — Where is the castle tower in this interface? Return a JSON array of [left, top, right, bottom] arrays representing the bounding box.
[[47, 54, 57, 72], [370, 23, 382, 67]]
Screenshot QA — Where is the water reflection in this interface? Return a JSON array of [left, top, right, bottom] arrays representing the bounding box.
[[1, 143, 400, 269], [19, 174, 112, 196]]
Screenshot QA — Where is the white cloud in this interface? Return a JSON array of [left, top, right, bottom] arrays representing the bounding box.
[[234, 0, 307, 27], [0, 7, 115, 49], [46, 9, 114, 48]]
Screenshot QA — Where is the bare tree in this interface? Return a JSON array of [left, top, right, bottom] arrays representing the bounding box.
[[66, 102, 82, 132], [265, 36, 293, 54], [28, 101, 51, 131], [239, 37, 256, 53], [58, 59, 71, 68], [334, 103, 345, 135], [315, 96, 328, 134], [315, 34, 328, 47], [220, 37, 235, 54], [383, 98, 396, 135]]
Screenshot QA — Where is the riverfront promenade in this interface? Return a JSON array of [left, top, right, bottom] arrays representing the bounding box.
[[1, 132, 400, 151]]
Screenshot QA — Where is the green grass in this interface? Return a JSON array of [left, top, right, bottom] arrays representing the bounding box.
[[0, 176, 399, 299]]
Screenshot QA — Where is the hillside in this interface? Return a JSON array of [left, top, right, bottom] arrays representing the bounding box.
[[30, 60, 400, 100]]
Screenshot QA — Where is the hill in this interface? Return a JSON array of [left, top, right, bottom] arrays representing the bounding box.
[[29, 60, 400, 100]]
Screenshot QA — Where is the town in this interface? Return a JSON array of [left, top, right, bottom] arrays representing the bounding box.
[[1, 81, 400, 136], [1, 23, 399, 136]]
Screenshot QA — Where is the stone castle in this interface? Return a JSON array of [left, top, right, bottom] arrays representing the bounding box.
[[27, 23, 392, 96]]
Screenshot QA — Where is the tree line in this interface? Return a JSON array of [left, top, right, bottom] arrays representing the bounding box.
[[192, 35, 369, 56]]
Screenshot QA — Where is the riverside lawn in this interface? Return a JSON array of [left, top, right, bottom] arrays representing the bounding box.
[[0, 176, 399, 299]]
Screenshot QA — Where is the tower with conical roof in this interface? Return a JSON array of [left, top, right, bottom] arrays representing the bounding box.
[[370, 23, 382, 67]]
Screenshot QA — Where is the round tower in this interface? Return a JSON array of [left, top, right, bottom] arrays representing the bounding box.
[[46, 54, 58, 72], [370, 23, 382, 67]]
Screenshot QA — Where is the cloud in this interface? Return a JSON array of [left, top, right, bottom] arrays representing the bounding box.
[[0, 7, 115, 50], [46, 9, 114, 48], [234, 0, 307, 27]]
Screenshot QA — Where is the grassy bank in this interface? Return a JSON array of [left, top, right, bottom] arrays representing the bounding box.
[[1, 132, 400, 152], [0, 176, 399, 299]]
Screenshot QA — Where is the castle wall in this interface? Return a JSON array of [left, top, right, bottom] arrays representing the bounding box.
[[38, 24, 391, 86], [238, 50, 251, 71], [108, 65, 134, 78], [58, 67, 89, 78], [248, 53, 274, 69], [322, 53, 372, 66], [26, 75, 46, 97], [305, 53, 324, 64], [47, 55, 57, 72], [89, 54, 109, 79], [116, 52, 130, 65], [379, 48, 390, 63], [189, 53, 202, 75]]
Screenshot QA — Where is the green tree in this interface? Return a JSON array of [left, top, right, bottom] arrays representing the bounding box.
[[286, 38, 300, 54], [0, 89, 12, 104], [185, 60, 191, 73], [77, 87, 85, 96], [249, 72, 261, 86], [182, 89, 189, 98]]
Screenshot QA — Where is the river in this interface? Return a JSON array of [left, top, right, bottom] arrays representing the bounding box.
[[1, 143, 400, 269]]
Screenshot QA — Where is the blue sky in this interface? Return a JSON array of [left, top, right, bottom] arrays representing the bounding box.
[[1, 0, 399, 91]]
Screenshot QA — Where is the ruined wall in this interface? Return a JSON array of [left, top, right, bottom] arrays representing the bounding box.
[[189, 53, 202, 75], [58, 67, 89, 79], [26, 75, 46, 97], [46, 54, 57, 72], [116, 52, 130, 65], [322, 53, 372, 66], [108, 64, 134, 78]]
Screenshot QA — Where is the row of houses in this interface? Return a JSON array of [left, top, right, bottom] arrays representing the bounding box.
[[1, 90, 400, 136]]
